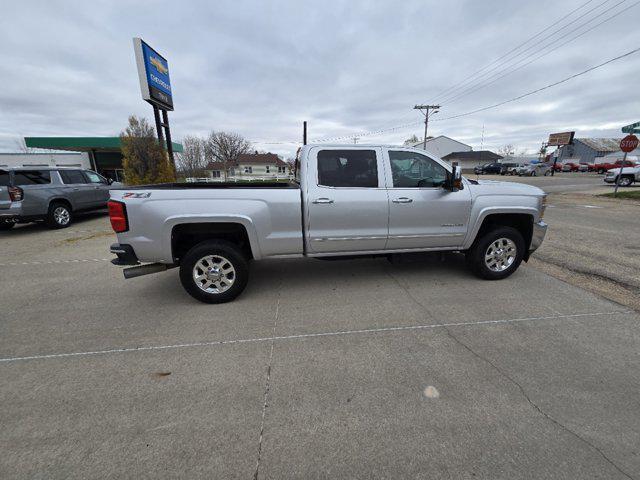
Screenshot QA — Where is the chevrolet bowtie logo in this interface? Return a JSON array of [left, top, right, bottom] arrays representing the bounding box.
[[150, 56, 168, 75]]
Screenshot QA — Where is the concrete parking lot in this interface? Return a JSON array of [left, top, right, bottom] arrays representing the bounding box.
[[1, 183, 639, 479]]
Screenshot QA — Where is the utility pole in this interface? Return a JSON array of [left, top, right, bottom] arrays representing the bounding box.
[[353, 136, 359, 144], [414, 104, 440, 149]]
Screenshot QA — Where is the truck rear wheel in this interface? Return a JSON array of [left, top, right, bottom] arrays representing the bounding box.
[[179, 240, 249, 303], [466, 227, 525, 280]]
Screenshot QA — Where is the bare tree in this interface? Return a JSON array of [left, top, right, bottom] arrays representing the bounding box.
[[204, 131, 251, 180], [403, 134, 420, 146], [498, 144, 516, 159], [178, 135, 207, 179]]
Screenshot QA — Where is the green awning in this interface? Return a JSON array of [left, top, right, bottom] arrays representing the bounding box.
[[25, 137, 183, 153]]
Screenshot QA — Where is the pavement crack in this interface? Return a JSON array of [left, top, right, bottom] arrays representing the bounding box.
[[253, 296, 280, 480], [384, 268, 635, 480]]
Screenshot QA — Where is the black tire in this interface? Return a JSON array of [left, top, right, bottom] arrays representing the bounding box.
[[597, 168, 605, 174], [179, 240, 249, 303], [0, 221, 15, 231], [466, 226, 525, 280], [618, 176, 633, 187], [46, 202, 72, 229]]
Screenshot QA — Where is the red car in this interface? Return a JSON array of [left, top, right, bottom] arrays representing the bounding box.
[[593, 160, 636, 174]]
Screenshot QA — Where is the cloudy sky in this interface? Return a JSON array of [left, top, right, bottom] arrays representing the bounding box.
[[1, 0, 638, 157]]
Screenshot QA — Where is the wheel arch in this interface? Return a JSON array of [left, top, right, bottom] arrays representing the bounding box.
[[168, 218, 259, 264], [465, 210, 535, 260]]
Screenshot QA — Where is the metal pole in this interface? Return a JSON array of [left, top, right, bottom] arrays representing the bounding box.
[[152, 105, 165, 150], [613, 150, 627, 197], [161, 109, 176, 170], [303, 121, 307, 145]]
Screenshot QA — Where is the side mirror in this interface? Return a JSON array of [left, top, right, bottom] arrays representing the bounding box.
[[107, 178, 114, 185], [445, 164, 463, 192]]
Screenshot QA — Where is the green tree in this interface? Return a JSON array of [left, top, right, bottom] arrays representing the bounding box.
[[120, 115, 176, 185]]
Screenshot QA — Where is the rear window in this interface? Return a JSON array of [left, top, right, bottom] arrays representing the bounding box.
[[0, 170, 9, 187], [59, 170, 86, 184], [317, 150, 378, 188], [13, 170, 51, 185]]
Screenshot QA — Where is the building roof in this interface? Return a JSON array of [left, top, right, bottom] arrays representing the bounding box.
[[24, 137, 184, 153], [442, 150, 503, 162], [206, 152, 286, 169], [575, 138, 620, 153], [409, 135, 472, 150]]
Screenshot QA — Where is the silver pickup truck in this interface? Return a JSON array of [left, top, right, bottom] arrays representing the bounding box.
[[109, 145, 547, 303]]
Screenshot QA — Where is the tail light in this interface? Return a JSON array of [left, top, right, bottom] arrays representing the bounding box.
[[108, 200, 128, 233], [8, 186, 23, 202]]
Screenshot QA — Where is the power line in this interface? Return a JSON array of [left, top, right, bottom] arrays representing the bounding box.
[[433, 46, 640, 122], [431, 0, 600, 102], [440, 0, 636, 106]]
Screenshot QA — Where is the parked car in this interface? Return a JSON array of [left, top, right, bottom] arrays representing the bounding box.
[[604, 165, 640, 186], [594, 160, 636, 174], [0, 167, 116, 230], [516, 163, 551, 176], [474, 162, 503, 175], [561, 162, 580, 172], [500, 162, 524, 175], [109, 145, 548, 303], [578, 163, 590, 172]]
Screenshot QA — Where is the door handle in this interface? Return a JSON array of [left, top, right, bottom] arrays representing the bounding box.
[[392, 197, 413, 203], [73, 187, 80, 191], [313, 198, 334, 204]]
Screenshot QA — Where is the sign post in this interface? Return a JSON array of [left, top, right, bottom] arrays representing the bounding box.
[[547, 131, 575, 176], [133, 38, 175, 169], [615, 134, 639, 196]]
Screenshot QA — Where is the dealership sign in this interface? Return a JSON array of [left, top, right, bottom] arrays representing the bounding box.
[[547, 131, 574, 146], [133, 38, 173, 110]]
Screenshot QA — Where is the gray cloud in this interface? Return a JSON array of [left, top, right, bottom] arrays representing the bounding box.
[[1, 0, 638, 157]]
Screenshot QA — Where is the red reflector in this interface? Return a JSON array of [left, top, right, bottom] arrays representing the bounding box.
[[108, 200, 128, 233]]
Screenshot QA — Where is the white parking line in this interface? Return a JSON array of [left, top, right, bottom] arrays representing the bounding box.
[[0, 258, 111, 267], [0, 310, 631, 364]]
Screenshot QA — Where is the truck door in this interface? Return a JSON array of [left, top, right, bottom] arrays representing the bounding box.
[[305, 147, 389, 253], [383, 149, 471, 250]]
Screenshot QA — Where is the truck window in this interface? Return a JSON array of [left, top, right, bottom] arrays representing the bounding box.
[[317, 150, 378, 187], [0, 170, 9, 186], [389, 151, 446, 188], [12, 170, 51, 185]]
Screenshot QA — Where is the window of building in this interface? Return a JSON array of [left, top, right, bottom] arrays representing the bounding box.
[[244, 166, 252, 174], [278, 166, 287, 174], [211, 170, 221, 178], [59, 169, 86, 184], [388, 151, 446, 188], [317, 150, 378, 188], [12, 170, 51, 185], [265, 165, 271, 173]]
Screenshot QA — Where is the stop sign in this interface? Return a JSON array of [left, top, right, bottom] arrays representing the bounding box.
[[620, 134, 638, 153]]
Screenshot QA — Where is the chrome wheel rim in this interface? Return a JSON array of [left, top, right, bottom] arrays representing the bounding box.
[[485, 238, 517, 272], [54, 207, 70, 225], [193, 255, 236, 294]]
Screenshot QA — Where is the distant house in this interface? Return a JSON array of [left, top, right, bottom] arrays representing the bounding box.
[[442, 150, 503, 172], [204, 152, 290, 181], [409, 135, 472, 159], [556, 138, 621, 165]]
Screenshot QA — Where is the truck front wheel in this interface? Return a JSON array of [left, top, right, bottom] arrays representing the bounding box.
[[466, 227, 525, 280], [179, 240, 249, 303]]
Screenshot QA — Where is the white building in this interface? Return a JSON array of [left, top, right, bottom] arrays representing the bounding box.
[[0, 152, 91, 169], [409, 135, 472, 159], [203, 152, 291, 182]]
